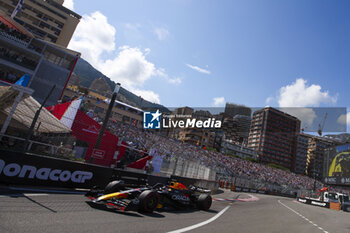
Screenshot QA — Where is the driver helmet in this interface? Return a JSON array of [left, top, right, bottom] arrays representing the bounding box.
[[169, 181, 187, 190]]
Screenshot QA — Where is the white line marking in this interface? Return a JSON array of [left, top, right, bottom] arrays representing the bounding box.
[[24, 193, 49, 197], [167, 205, 231, 233], [278, 200, 328, 233]]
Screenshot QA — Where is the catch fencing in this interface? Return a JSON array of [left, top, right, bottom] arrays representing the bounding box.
[[158, 157, 216, 180], [217, 174, 298, 197]]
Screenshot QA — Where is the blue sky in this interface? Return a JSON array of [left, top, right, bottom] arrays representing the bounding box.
[[64, 0, 349, 131]]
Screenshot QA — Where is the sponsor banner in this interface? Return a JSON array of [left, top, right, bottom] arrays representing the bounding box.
[[0, 149, 113, 188], [297, 198, 308, 204], [310, 200, 329, 207], [91, 149, 105, 159], [324, 176, 350, 185], [233, 186, 267, 194], [297, 198, 330, 208], [324, 143, 350, 186]]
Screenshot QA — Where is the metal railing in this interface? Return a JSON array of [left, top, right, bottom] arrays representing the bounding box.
[[0, 133, 79, 160], [158, 157, 216, 180], [0, 31, 29, 47]]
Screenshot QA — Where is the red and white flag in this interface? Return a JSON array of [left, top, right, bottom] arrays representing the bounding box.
[[47, 99, 82, 129]]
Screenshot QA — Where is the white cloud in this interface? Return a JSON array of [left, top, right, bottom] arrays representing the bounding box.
[[186, 64, 211, 75], [144, 48, 151, 55], [63, 0, 74, 10], [154, 27, 169, 40], [99, 46, 156, 88], [125, 23, 141, 30], [155, 68, 182, 85], [68, 11, 116, 66], [337, 112, 350, 125], [131, 88, 160, 104], [278, 78, 337, 107], [168, 77, 182, 85], [265, 96, 274, 105], [276, 78, 337, 128], [68, 12, 180, 104], [123, 23, 143, 41], [280, 107, 317, 127], [213, 97, 225, 107]]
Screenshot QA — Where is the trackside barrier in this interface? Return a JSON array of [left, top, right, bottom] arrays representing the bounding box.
[[297, 198, 350, 212], [218, 180, 225, 188], [0, 149, 219, 192], [329, 202, 341, 211], [297, 190, 350, 212], [110, 169, 148, 186], [225, 175, 298, 198], [297, 198, 330, 208], [147, 175, 170, 186], [109, 171, 171, 187], [231, 186, 297, 197], [225, 181, 230, 189], [171, 175, 219, 193], [0, 149, 113, 189]]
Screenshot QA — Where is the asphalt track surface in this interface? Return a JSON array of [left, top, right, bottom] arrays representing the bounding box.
[[0, 187, 349, 233]]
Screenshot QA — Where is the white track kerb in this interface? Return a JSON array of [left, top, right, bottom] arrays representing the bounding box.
[[167, 205, 231, 233]]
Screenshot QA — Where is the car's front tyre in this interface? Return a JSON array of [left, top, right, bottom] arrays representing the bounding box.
[[138, 190, 159, 213]]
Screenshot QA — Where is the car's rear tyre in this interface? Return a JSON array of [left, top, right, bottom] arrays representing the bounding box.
[[104, 180, 124, 194], [138, 190, 159, 213], [196, 194, 212, 210]]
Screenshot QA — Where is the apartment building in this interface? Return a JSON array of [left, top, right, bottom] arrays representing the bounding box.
[[221, 139, 258, 159], [294, 133, 311, 174], [0, 0, 81, 47], [248, 107, 300, 170], [306, 136, 339, 179], [0, 13, 79, 105]]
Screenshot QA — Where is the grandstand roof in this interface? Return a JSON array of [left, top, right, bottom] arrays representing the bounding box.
[[0, 86, 71, 133]]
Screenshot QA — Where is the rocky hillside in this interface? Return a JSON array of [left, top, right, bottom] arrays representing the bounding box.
[[73, 58, 169, 112]]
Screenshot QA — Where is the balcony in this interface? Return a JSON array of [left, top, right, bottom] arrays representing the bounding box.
[[0, 31, 29, 47]]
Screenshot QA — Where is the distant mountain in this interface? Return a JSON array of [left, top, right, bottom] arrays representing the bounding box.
[[73, 58, 115, 92], [73, 58, 170, 112]]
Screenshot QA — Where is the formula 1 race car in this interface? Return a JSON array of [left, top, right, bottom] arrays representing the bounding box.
[[85, 180, 212, 213]]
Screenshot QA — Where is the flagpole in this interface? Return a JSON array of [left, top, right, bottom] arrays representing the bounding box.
[[90, 83, 121, 163], [11, 0, 24, 19], [23, 84, 56, 152]]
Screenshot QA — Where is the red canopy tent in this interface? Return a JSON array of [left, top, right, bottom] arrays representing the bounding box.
[[47, 100, 126, 167], [127, 155, 153, 170]]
